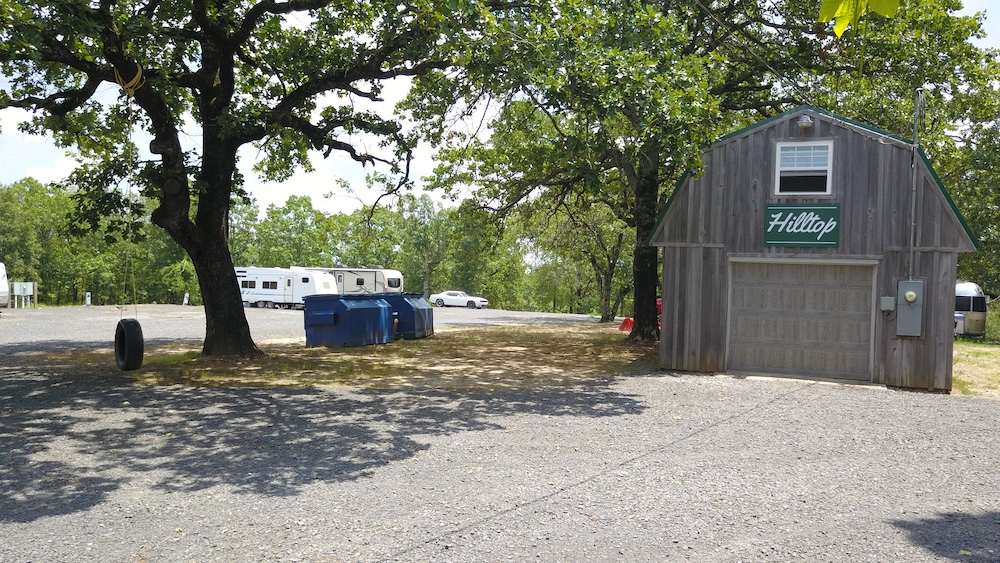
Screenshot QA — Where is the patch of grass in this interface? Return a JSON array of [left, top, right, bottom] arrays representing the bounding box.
[[984, 308, 1000, 344], [143, 350, 201, 365], [952, 337, 1000, 398]]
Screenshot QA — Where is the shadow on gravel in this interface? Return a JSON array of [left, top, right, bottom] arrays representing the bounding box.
[[0, 368, 644, 524], [0, 338, 204, 355], [891, 511, 1000, 560]]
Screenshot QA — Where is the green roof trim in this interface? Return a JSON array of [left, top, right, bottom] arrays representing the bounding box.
[[918, 147, 980, 250], [645, 171, 691, 247], [715, 104, 913, 146], [647, 105, 979, 251]]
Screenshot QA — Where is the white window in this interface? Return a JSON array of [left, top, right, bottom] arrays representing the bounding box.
[[775, 141, 833, 195]]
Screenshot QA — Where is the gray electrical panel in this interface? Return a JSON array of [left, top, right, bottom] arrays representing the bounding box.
[[896, 279, 924, 337]]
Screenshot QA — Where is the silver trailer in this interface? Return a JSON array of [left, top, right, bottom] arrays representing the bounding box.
[[955, 280, 990, 337]]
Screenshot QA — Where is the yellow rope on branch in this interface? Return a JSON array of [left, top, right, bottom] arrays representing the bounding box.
[[114, 64, 145, 96]]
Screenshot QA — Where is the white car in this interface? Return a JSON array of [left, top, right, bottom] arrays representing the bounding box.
[[429, 290, 489, 309]]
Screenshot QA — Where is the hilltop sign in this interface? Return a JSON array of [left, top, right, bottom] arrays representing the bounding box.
[[764, 204, 840, 247]]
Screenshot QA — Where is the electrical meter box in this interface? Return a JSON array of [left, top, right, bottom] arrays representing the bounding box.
[[896, 279, 924, 337]]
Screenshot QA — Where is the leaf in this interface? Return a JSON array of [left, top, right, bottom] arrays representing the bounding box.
[[819, 0, 901, 37], [868, 0, 901, 18], [819, 0, 864, 37]]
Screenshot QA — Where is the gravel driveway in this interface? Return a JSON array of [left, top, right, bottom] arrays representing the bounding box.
[[2, 306, 999, 561]]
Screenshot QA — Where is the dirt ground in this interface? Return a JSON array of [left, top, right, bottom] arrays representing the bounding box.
[[34, 323, 661, 392]]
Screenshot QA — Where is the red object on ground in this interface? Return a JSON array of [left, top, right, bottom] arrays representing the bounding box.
[[619, 298, 663, 332]]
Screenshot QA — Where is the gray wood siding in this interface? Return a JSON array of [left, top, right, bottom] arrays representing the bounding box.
[[651, 108, 974, 390], [659, 245, 728, 372], [877, 251, 957, 390]]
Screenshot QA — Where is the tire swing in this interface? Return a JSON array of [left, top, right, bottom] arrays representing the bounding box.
[[115, 318, 144, 371], [111, 68, 147, 372]]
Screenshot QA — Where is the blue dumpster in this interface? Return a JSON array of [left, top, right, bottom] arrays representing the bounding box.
[[382, 293, 434, 339], [303, 294, 394, 347]]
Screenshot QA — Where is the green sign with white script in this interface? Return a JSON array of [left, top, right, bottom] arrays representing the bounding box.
[[764, 204, 840, 247]]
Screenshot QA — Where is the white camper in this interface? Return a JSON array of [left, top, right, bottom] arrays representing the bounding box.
[[235, 266, 339, 309], [955, 280, 990, 337], [0, 262, 8, 308], [304, 267, 404, 295]]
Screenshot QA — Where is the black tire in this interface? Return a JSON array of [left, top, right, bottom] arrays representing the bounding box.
[[115, 318, 144, 371], [466, 301, 476, 309], [435, 299, 445, 307]]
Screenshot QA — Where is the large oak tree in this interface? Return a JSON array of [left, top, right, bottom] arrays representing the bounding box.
[[1, 0, 527, 356]]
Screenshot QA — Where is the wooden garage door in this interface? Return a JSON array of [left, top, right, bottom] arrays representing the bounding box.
[[728, 262, 874, 381]]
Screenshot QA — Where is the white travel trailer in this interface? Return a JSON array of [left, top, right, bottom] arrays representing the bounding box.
[[955, 280, 991, 337], [0, 262, 8, 308], [235, 266, 339, 309], [304, 267, 404, 295]]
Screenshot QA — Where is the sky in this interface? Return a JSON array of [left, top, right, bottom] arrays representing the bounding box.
[[1, 1, 997, 218]]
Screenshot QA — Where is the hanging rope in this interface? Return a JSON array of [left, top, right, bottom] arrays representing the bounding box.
[[120, 104, 140, 320], [114, 102, 145, 371], [114, 63, 145, 97], [120, 240, 138, 319]]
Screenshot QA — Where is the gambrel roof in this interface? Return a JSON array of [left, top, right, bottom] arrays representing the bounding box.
[[648, 105, 978, 251]]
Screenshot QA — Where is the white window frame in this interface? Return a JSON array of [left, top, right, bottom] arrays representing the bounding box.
[[774, 140, 834, 196]]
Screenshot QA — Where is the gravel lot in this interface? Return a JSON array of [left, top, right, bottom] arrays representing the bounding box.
[[2, 305, 1000, 561], [0, 304, 597, 350]]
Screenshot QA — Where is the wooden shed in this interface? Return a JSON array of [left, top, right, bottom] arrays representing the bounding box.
[[648, 105, 977, 391]]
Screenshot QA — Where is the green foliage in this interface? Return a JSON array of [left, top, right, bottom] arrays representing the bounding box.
[[254, 196, 333, 267], [227, 200, 262, 267], [515, 194, 633, 319], [393, 194, 453, 297], [0, 178, 198, 305], [953, 116, 1000, 294]]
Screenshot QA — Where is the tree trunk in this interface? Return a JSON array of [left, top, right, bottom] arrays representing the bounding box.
[[149, 126, 262, 357], [591, 255, 614, 321], [154, 201, 262, 357], [592, 231, 625, 322], [629, 141, 661, 341], [612, 284, 630, 320], [191, 239, 262, 357]]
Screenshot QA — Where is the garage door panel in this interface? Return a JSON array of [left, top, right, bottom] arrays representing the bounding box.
[[730, 315, 871, 347], [729, 262, 874, 381]]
